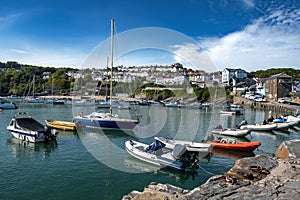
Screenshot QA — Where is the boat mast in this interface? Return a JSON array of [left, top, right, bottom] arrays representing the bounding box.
[[109, 19, 114, 115], [33, 74, 35, 97]]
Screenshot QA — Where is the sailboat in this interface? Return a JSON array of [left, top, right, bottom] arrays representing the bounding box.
[[24, 74, 44, 103], [73, 19, 139, 130]]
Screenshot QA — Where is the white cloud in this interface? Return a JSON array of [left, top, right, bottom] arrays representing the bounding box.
[[172, 43, 218, 72], [196, 6, 300, 72], [0, 13, 22, 30], [0, 47, 86, 68]]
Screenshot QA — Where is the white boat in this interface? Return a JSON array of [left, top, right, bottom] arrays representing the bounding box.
[[24, 97, 44, 103], [154, 137, 211, 158], [202, 103, 211, 108], [240, 123, 277, 131], [73, 20, 139, 130], [7, 112, 58, 143], [211, 126, 251, 137], [165, 102, 180, 108], [95, 99, 120, 108], [284, 115, 300, 126], [125, 140, 199, 172], [220, 109, 243, 115], [72, 99, 95, 106]]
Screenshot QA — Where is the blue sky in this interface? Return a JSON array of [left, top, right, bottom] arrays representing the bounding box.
[[0, 0, 299, 72]]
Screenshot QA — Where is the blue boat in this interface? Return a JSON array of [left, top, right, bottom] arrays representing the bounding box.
[[73, 112, 139, 130]]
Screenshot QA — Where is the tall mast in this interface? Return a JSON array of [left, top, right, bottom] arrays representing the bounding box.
[[109, 19, 114, 115], [33, 74, 35, 97]]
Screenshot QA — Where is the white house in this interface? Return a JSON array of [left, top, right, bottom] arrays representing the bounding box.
[[222, 68, 247, 85]]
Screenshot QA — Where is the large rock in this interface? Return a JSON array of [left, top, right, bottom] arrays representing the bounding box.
[[276, 139, 300, 159]]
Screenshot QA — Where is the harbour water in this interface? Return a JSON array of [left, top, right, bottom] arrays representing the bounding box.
[[1, 103, 300, 200]]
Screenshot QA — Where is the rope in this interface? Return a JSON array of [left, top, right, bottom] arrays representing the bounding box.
[[198, 165, 216, 176]]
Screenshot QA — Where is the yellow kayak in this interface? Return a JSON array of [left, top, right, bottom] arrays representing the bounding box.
[[45, 120, 76, 131]]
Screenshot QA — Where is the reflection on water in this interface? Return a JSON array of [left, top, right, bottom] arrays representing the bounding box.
[[6, 138, 57, 160], [211, 148, 255, 159], [123, 155, 199, 183]]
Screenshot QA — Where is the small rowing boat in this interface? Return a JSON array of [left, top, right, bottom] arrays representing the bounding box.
[[45, 120, 76, 131]]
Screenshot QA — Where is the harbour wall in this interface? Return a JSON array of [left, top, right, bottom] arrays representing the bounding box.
[[233, 96, 299, 115]]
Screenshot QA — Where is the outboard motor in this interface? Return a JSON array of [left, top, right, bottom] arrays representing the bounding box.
[[237, 120, 248, 129]]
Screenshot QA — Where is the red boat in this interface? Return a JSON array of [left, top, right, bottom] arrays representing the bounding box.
[[207, 138, 261, 152]]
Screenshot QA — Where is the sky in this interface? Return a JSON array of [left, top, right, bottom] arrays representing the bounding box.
[[0, 0, 299, 72]]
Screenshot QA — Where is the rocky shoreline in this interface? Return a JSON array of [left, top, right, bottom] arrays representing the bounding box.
[[122, 139, 300, 200]]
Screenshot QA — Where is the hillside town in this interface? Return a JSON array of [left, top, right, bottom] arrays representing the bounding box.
[[1, 61, 300, 105], [76, 64, 300, 103]]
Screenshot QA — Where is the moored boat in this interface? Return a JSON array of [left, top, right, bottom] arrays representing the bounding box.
[[211, 126, 251, 137], [7, 112, 58, 143], [220, 109, 243, 115], [125, 139, 199, 172], [0, 99, 18, 109], [45, 120, 76, 131], [207, 138, 261, 152], [284, 115, 300, 126], [165, 101, 181, 108], [73, 112, 139, 130], [240, 123, 277, 131], [154, 136, 211, 158]]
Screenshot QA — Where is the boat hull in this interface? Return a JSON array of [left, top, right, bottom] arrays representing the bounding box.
[[45, 120, 76, 131], [240, 124, 277, 131], [73, 117, 138, 130], [220, 109, 243, 115], [211, 128, 251, 137], [8, 129, 55, 143], [207, 140, 261, 152], [0, 103, 18, 109]]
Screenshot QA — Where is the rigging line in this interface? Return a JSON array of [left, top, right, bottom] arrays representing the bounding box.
[[113, 22, 140, 118]]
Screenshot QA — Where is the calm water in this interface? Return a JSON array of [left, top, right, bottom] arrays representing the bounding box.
[[1, 103, 300, 200]]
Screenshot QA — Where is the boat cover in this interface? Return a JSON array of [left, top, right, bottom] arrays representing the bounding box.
[[16, 118, 45, 132], [146, 140, 166, 153]]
